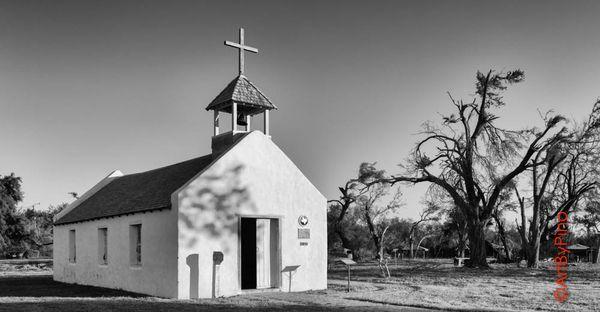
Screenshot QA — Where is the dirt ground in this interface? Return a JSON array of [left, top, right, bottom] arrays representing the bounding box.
[[0, 259, 598, 312]]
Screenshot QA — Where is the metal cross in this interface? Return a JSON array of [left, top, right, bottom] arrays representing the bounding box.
[[225, 28, 258, 75]]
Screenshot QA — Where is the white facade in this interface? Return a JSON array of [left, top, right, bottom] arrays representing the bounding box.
[[53, 208, 179, 297], [177, 131, 327, 298], [53, 131, 327, 299]]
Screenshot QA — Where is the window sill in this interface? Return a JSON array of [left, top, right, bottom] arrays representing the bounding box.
[[130, 264, 143, 270]]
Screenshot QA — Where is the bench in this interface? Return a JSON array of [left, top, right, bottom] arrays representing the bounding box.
[[454, 257, 469, 267]]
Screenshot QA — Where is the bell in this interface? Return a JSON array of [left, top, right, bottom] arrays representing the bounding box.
[[236, 112, 248, 126]]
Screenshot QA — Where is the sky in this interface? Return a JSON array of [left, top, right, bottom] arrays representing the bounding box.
[[1, 0, 599, 220]]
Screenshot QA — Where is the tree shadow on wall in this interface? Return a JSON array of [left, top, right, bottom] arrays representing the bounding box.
[[178, 163, 256, 253]]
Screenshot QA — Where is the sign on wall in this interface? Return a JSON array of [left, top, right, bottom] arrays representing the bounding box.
[[297, 215, 310, 244], [298, 228, 310, 239], [298, 215, 309, 226]]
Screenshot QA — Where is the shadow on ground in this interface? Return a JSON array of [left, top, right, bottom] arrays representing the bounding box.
[[0, 302, 430, 312], [0, 274, 432, 312], [0, 274, 146, 298]]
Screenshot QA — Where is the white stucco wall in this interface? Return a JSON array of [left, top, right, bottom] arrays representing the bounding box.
[[176, 131, 327, 299], [53, 208, 178, 298]]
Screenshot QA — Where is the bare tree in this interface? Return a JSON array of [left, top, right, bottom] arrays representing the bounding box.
[[449, 207, 469, 258], [415, 227, 438, 258], [515, 102, 600, 267], [491, 186, 517, 262], [365, 70, 567, 267], [408, 203, 439, 258], [355, 163, 403, 277], [328, 178, 364, 258]]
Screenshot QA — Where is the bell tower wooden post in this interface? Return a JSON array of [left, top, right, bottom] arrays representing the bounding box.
[[264, 110, 270, 136], [231, 102, 238, 133], [213, 110, 220, 136]]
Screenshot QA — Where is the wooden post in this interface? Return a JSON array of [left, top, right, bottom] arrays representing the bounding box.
[[212, 263, 219, 298], [246, 115, 251, 131], [213, 111, 220, 136], [337, 259, 355, 292], [212, 251, 223, 298], [264, 110, 269, 136], [347, 265, 351, 292], [232, 102, 237, 133], [281, 265, 300, 293]]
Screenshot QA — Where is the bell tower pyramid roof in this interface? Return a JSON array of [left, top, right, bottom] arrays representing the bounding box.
[[205, 74, 276, 114]]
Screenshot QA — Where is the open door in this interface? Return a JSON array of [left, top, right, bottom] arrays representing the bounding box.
[[241, 217, 279, 290], [241, 218, 257, 289]]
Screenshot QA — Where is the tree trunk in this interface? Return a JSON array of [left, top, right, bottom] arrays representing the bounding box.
[[516, 195, 531, 266], [334, 223, 354, 259], [380, 228, 391, 278], [526, 237, 541, 268], [457, 230, 467, 258], [409, 235, 415, 259], [493, 214, 512, 262], [526, 216, 542, 268], [333, 198, 355, 259], [372, 237, 389, 277], [377, 244, 390, 278], [595, 238, 600, 264], [467, 220, 488, 267], [416, 235, 432, 259]]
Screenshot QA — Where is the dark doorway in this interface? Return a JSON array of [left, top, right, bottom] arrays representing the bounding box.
[[240, 218, 257, 289]]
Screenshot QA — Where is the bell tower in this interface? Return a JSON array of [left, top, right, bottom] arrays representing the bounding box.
[[206, 28, 277, 154]]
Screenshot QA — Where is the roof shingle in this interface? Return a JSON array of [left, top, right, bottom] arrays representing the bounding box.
[[54, 154, 214, 225], [206, 75, 276, 113]]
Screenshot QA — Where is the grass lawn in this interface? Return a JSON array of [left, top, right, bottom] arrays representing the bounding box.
[[0, 259, 598, 311], [329, 259, 600, 312]]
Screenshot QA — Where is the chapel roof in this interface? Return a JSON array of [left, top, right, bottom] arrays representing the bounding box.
[[54, 154, 214, 225], [205, 75, 276, 113]]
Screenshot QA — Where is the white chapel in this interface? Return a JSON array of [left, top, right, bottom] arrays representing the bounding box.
[[53, 28, 327, 299]]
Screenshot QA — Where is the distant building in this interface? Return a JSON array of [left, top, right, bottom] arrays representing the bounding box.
[[53, 29, 327, 298]]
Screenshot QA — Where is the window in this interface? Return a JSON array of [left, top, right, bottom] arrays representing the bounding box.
[[68, 229, 76, 263], [98, 228, 108, 265], [129, 224, 142, 265]]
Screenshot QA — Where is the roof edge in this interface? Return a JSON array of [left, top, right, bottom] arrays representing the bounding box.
[[243, 77, 277, 110], [54, 205, 169, 226], [172, 131, 253, 199], [54, 170, 124, 224], [205, 75, 277, 111]]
